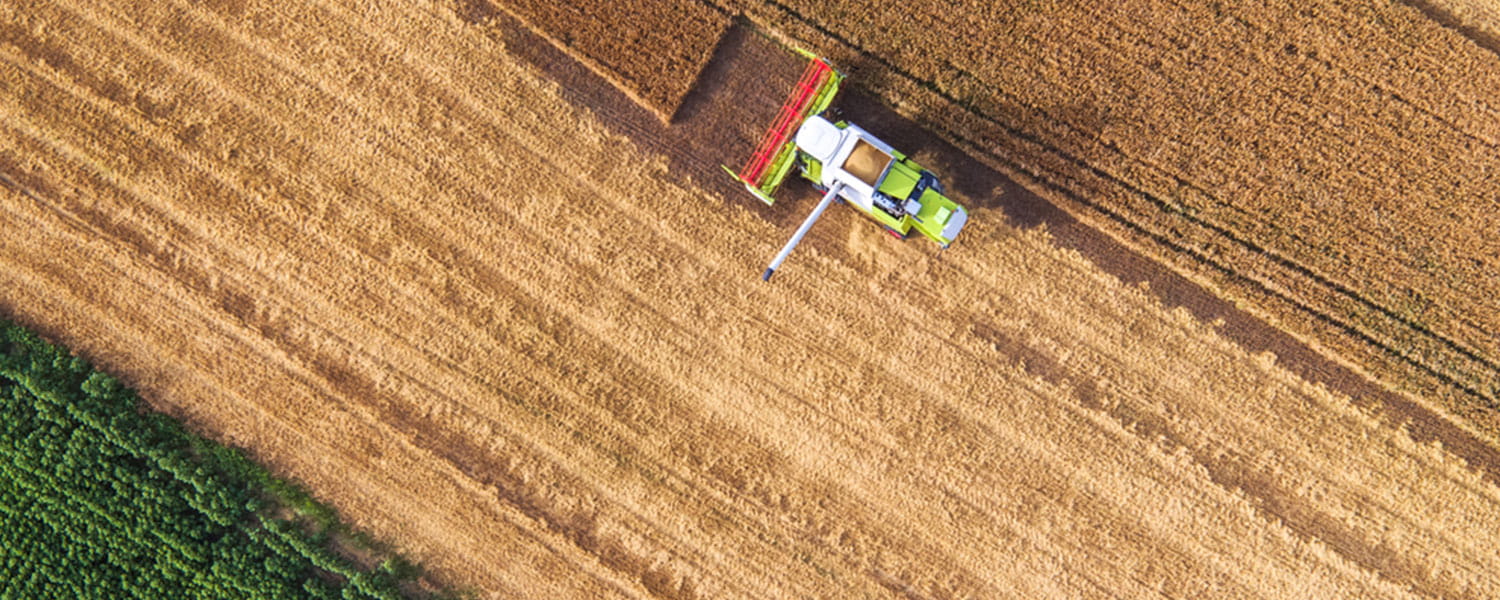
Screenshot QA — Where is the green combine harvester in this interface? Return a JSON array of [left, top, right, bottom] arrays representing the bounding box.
[[725, 51, 969, 281]]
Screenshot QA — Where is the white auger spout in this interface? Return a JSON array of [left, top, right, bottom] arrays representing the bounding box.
[[763, 183, 843, 281]]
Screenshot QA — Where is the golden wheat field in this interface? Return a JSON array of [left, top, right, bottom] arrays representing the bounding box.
[[3, 0, 1500, 598]]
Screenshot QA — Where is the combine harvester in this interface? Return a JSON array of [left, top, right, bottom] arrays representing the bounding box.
[[725, 51, 969, 281]]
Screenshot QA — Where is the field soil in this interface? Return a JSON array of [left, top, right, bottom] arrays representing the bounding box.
[[716, 0, 1500, 444], [4, 0, 1500, 598]]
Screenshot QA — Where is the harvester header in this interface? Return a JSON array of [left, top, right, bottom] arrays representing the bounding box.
[[724, 50, 844, 205]]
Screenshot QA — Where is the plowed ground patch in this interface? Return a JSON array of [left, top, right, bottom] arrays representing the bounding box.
[[3, 0, 1500, 598]]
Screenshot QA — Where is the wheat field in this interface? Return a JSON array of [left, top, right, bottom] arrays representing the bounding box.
[[3, 0, 1499, 597]]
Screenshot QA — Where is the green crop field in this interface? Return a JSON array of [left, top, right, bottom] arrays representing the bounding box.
[[0, 321, 439, 599]]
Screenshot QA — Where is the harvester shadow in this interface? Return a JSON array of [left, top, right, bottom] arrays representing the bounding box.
[[467, 4, 1500, 485]]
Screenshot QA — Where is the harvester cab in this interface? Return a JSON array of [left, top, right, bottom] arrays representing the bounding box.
[[724, 52, 969, 281]]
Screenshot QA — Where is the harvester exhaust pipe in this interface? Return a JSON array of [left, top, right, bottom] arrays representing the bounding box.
[[763, 183, 843, 281]]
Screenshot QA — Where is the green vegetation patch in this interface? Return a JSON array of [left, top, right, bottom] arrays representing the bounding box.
[[0, 320, 436, 599]]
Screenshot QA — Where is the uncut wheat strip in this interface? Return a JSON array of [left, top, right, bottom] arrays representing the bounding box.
[[1026, 1, 1500, 375], [1105, 0, 1500, 327], [483, 0, 728, 121], [1090, 0, 1500, 144], [1292, 0, 1500, 136], [972, 0, 1500, 280], [810, 0, 1500, 435], [942, 46, 1500, 417], [744, 0, 1494, 246], [876, 77, 1488, 423]]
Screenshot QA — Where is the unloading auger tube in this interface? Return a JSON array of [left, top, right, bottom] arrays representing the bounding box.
[[763, 182, 843, 281]]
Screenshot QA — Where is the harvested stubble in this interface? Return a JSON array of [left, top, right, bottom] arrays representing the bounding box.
[[4, 0, 1500, 598], [717, 0, 1500, 445]]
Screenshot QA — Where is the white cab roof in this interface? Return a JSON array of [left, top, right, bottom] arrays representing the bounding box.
[[795, 116, 843, 164]]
